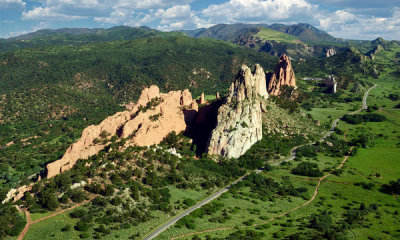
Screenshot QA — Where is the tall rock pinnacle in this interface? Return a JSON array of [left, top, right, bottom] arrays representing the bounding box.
[[207, 64, 266, 159], [267, 54, 296, 96]]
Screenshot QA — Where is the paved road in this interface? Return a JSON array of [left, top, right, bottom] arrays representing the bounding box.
[[321, 83, 377, 140], [142, 84, 377, 240]]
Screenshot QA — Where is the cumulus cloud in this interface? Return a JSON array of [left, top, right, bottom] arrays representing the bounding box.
[[6, 21, 50, 38], [22, 6, 87, 20], [316, 7, 400, 40], [201, 0, 316, 24], [0, 0, 25, 9], [155, 4, 202, 30], [310, 0, 400, 10], [11, 0, 400, 40], [95, 2, 202, 30]]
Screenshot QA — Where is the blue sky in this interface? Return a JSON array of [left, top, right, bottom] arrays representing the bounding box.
[[1, 0, 399, 40]]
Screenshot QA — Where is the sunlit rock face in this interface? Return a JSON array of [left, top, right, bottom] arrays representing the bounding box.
[[47, 85, 198, 178], [207, 64, 267, 159]]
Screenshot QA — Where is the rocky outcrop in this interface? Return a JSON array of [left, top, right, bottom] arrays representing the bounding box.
[[326, 48, 337, 57], [367, 44, 384, 60], [2, 184, 33, 203], [267, 54, 296, 96], [207, 64, 266, 159], [324, 75, 337, 94], [47, 85, 198, 178]]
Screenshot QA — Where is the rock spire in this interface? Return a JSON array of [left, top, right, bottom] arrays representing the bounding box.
[[206, 64, 266, 159], [267, 54, 296, 96]]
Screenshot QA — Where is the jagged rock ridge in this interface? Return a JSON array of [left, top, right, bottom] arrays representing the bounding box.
[[267, 54, 296, 96], [47, 85, 198, 178], [207, 64, 266, 159]]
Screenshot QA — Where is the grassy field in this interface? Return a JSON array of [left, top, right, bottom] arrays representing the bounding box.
[[30, 211, 54, 222], [255, 28, 299, 43], [156, 77, 400, 240], [25, 210, 81, 240], [22, 186, 210, 240]]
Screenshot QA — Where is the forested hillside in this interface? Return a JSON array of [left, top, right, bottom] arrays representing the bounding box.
[[0, 26, 175, 53], [0, 35, 277, 193]]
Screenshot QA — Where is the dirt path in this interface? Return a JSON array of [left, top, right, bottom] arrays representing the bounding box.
[[264, 172, 353, 185], [17, 210, 31, 240], [170, 147, 354, 240], [17, 194, 98, 240]]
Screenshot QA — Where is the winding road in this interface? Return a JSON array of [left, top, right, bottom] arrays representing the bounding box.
[[142, 84, 377, 240]]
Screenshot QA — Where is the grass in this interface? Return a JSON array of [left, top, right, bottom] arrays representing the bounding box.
[[24, 209, 81, 240], [23, 187, 209, 240], [255, 28, 299, 43], [30, 211, 54, 222], [156, 175, 315, 240], [157, 96, 400, 239], [304, 102, 359, 127]]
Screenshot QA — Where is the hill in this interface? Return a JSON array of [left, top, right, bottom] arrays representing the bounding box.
[[180, 23, 337, 43], [180, 24, 348, 59], [0, 26, 178, 53], [268, 23, 337, 43], [0, 35, 277, 193]]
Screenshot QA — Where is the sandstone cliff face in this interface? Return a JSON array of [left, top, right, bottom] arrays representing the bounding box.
[[207, 64, 265, 159], [267, 54, 296, 96], [47, 85, 197, 178]]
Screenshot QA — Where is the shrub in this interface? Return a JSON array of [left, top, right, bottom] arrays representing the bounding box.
[[342, 113, 386, 124], [183, 198, 196, 207], [381, 179, 400, 194], [79, 233, 90, 238], [75, 221, 90, 231], [69, 189, 86, 203], [296, 145, 318, 158], [292, 162, 323, 177], [61, 224, 72, 232], [103, 184, 114, 196]]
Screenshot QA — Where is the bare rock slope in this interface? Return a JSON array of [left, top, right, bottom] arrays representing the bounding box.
[[267, 54, 296, 96], [47, 85, 198, 178], [207, 64, 267, 159]]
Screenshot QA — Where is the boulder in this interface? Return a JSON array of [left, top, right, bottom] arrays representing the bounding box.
[[207, 64, 265, 159], [46, 85, 198, 178], [267, 54, 296, 96]]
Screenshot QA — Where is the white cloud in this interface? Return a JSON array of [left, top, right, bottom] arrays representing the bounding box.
[[0, 0, 25, 9], [317, 7, 400, 40], [5, 21, 50, 38], [201, 0, 316, 24], [22, 6, 87, 20], [94, 3, 202, 30], [318, 10, 357, 30], [11, 0, 400, 40]]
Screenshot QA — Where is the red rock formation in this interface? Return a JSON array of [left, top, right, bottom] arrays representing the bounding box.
[[46, 85, 198, 178], [267, 54, 296, 96]]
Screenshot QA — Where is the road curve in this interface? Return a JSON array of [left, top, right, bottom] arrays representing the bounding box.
[[141, 84, 377, 240]]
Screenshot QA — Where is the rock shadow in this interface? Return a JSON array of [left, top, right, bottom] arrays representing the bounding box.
[[184, 99, 224, 156]]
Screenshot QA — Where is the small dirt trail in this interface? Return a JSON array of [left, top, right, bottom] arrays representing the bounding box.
[[170, 147, 354, 240], [17, 194, 98, 240], [17, 210, 31, 240]]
